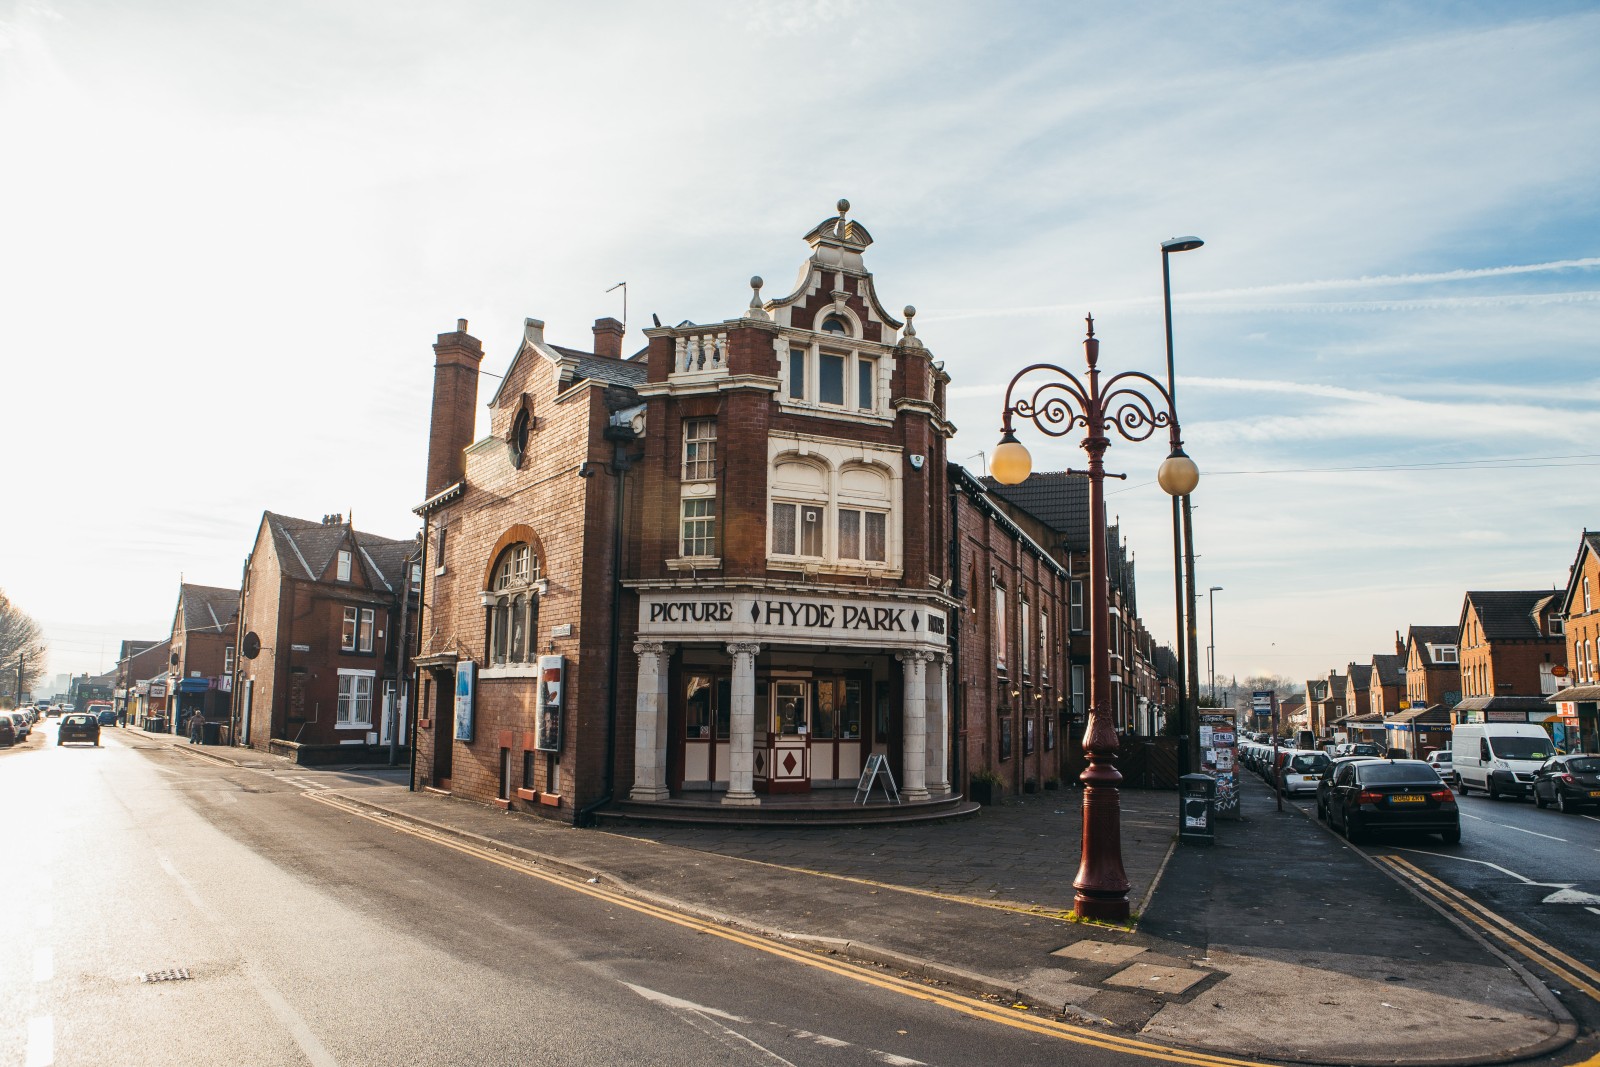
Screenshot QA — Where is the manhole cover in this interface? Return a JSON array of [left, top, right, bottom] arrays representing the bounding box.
[[138, 969, 192, 983]]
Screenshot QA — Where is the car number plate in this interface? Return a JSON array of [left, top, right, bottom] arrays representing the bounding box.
[[1389, 794, 1425, 804], [1589, 791, 1600, 798]]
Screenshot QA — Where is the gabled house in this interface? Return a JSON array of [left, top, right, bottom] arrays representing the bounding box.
[[115, 638, 169, 721], [1345, 663, 1372, 719], [1369, 651, 1406, 720], [1403, 625, 1461, 715], [1452, 589, 1564, 729], [167, 583, 240, 735], [233, 512, 418, 761], [1551, 531, 1600, 753]]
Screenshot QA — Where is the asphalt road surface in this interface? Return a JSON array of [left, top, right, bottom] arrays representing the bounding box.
[[1286, 777, 1600, 1035], [0, 721, 1238, 1067]]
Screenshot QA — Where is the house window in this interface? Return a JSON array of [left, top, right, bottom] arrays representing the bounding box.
[[223, 646, 234, 675], [820, 315, 849, 335], [1020, 596, 1031, 676], [857, 357, 876, 410], [358, 609, 375, 653], [994, 584, 1008, 672], [788, 348, 806, 400], [783, 343, 882, 413], [1072, 665, 1086, 720], [1587, 578, 1593, 614], [337, 550, 352, 582], [341, 607, 359, 651], [1039, 609, 1049, 682], [336, 671, 373, 726], [771, 502, 823, 557], [1433, 644, 1458, 665], [837, 508, 887, 563], [1550, 616, 1564, 636], [682, 498, 718, 558], [819, 353, 845, 405], [683, 418, 717, 481], [1070, 581, 1084, 632], [435, 524, 448, 574], [487, 542, 542, 667]]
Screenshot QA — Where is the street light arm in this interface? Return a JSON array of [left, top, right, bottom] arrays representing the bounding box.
[[1001, 364, 1092, 438]]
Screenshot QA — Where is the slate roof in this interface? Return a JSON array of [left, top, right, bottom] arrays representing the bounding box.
[[262, 512, 417, 589], [1347, 663, 1373, 690], [1451, 694, 1556, 714], [982, 472, 1090, 550], [1329, 673, 1347, 697], [550, 345, 650, 388], [1408, 625, 1459, 667], [1464, 590, 1561, 643], [179, 584, 240, 634], [1372, 653, 1406, 687]]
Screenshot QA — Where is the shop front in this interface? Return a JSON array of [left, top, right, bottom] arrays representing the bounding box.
[[630, 589, 952, 806]]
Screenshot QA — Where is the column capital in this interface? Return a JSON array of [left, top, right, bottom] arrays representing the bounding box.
[[895, 649, 933, 665], [633, 640, 673, 658], [726, 641, 761, 658]]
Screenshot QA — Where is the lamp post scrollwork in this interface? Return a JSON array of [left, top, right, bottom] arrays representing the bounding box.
[[991, 315, 1198, 923]]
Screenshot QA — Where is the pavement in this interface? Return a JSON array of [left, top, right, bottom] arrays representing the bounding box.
[[143, 727, 1577, 1066]]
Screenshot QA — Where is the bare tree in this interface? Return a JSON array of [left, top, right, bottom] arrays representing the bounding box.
[[0, 590, 47, 707]]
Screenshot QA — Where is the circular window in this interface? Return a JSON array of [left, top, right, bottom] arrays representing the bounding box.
[[509, 410, 531, 468]]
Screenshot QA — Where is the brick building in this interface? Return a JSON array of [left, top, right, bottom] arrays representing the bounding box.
[[1551, 531, 1600, 752], [410, 202, 1166, 820], [113, 639, 166, 719], [1403, 624, 1461, 714], [166, 583, 240, 734], [232, 511, 418, 760], [1451, 589, 1564, 730], [1368, 651, 1405, 720]]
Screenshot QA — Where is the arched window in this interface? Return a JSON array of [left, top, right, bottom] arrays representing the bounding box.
[[820, 315, 849, 335], [486, 542, 541, 666]]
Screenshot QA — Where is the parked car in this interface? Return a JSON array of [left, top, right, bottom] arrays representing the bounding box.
[[0, 715, 15, 746], [1532, 754, 1600, 814], [1316, 756, 1384, 819], [96, 708, 118, 727], [1280, 750, 1332, 796], [1453, 722, 1553, 799], [1325, 759, 1459, 844], [1425, 749, 1455, 784], [45, 704, 62, 717], [8, 711, 30, 742], [57, 712, 100, 746]]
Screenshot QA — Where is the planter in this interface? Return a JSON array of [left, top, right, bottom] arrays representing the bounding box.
[[969, 777, 1004, 806]]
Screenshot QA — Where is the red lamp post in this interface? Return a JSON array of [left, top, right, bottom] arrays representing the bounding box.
[[991, 316, 1198, 922]]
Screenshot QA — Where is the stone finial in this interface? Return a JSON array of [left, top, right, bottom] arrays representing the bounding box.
[[837, 198, 850, 217], [903, 305, 917, 337], [744, 275, 771, 321]]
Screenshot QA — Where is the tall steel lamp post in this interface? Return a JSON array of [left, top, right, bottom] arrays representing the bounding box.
[[1161, 236, 1204, 775], [991, 316, 1199, 922]]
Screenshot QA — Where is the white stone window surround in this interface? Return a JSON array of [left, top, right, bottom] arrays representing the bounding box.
[[766, 432, 903, 577], [774, 324, 895, 426]]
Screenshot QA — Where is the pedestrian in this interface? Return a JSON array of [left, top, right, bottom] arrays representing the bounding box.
[[188, 712, 203, 745], [118, 707, 127, 728]]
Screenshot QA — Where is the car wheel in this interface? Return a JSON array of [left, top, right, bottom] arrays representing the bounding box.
[[1440, 825, 1461, 844], [1535, 789, 1548, 809], [1456, 779, 1469, 796], [1558, 792, 1573, 814], [1344, 815, 1363, 844]]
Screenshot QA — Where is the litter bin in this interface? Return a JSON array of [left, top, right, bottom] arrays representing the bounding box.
[[202, 721, 222, 745], [1179, 773, 1216, 844]]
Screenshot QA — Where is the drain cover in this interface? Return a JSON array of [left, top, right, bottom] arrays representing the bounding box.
[[138, 969, 192, 983]]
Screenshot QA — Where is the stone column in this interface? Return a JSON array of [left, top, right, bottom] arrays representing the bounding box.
[[722, 642, 761, 806], [629, 641, 673, 801], [926, 651, 951, 795], [898, 650, 930, 801]]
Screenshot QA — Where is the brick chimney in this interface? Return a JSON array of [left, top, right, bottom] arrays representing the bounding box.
[[1396, 630, 1405, 655], [425, 318, 483, 498], [592, 317, 625, 360]]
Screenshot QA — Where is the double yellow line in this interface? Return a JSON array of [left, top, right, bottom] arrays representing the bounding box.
[[305, 791, 1269, 1067], [1376, 854, 1600, 1004]]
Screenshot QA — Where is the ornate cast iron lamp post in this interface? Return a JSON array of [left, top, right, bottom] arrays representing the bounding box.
[[991, 317, 1199, 922]]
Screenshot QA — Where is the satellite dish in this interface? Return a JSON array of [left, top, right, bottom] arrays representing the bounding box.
[[242, 632, 262, 660]]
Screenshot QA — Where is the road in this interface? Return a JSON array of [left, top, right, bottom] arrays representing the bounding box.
[[1284, 776, 1600, 1034], [0, 719, 1238, 1067]]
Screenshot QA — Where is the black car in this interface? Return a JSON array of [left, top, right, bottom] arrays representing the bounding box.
[[1325, 759, 1459, 844], [57, 712, 100, 746], [1533, 754, 1600, 813], [1316, 755, 1383, 819], [0, 715, 15, 746]]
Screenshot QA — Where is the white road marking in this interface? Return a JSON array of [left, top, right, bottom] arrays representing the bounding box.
[[1505, 824, 1567, 843], [1542, 888, 1600, 905], [33, 947, 52, 982], [1459, 812, 1484, 821], [1588, 907, 1600, 916], [1389, 846, 1600, 906], [26, 1016, 52, 1067], [158, 855, 339, 1067], [625, 984, 799, 1066]]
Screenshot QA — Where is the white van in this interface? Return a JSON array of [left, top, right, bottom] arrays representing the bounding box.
[[1452, 723, 1555, 799]]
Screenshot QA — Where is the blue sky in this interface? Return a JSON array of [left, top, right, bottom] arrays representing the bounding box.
[[2, 1, 1596, 687]]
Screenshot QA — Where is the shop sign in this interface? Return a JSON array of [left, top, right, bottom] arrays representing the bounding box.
[[148, 683, 166, 698], [1486, 710, 1531, 723], [640, 591, 948, 647]]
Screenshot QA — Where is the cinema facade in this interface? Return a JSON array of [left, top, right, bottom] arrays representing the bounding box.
[[410, 202, 1168, 824]]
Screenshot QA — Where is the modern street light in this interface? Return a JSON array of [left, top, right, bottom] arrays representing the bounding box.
[[1207, 585, 1223, 703], [992, 316, 1198, 923], [1161, 235, 1204, 777]]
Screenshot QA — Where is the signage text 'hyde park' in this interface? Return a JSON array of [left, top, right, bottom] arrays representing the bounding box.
[[648, 598, 943, 635]]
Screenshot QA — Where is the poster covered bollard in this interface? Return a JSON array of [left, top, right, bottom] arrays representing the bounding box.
[[1178, 773, 1216, 844], [1199, 711, 1240, 818]]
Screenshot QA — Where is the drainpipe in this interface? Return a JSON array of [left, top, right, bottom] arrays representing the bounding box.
[[578, 430, 637, 828], [948, 473, 965, 796]]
